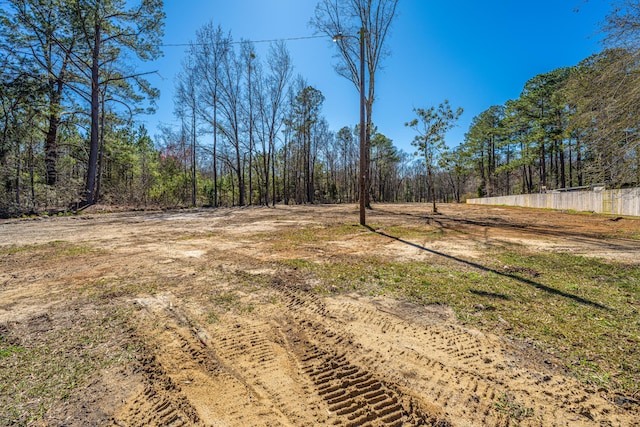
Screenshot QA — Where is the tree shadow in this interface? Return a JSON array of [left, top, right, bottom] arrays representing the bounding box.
[[469, 289, 511, 300], [373, 207, 640, 253], [365, 226, 610, 311]]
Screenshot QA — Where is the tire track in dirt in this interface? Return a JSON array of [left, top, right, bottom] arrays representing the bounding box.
[[314, 296, 634, 426], [324, 299, 506, 425], [266, 277, 637, 426], [112, 352, 201, 427], [206, 318, 325, 425], [112, 295, 292, 426], [296, 342, 441, 426], [109, 276, 635, 427], [115, 284, 452, 426], [271, 280, 451, 426]]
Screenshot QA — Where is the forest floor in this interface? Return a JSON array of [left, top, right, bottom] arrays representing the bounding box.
[[1, 203, 639, 426]]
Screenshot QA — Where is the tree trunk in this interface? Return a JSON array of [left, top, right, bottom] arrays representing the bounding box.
[[568, 137, 573, 187], [44, 110, 60, 186], [539, 140, 546, 189], [234, 112, 244, 205], [576, 135, 583, 187], [365, 105, 372, 210], [95, 92, 106, 204], [559, 141, 566, 189], [44, 36, 72, 187], [15, 142, 20, 208], [271, 136, 277, 207], [428, 162, 437, 213], [29, 140, 35, 208], [235, 146, 243, 206], [84, 9, 101, 206], [213, 94, 218, 207], [283, 139, 289, 205], [306, 133, 313, 203], [248, 64, 253, 206], [191, 108, 197, 206]]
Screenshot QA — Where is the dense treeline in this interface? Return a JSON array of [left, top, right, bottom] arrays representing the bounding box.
[[458, 2, 640, 197], [170, 23, 434, 208], [460, 51, 640, 198], [0, 0, 164, 216], [1, 1, 639, 217]]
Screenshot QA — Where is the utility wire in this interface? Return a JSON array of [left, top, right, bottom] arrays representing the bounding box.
[[160, 34, 326, 47]]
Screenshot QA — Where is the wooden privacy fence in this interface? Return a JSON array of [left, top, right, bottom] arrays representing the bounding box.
[[466, 187, 640, 217]]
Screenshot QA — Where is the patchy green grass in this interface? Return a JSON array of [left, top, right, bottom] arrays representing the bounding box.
[[210, 292, 240, 308], [206, 311, 220, 323], [0, 241, 96, 258], [494, 393, 534, 423], [204, 293, 240, 324], [207, 290, 256, 317], [381, 223, 451, 241], [605, 228, 640, 241], [0, 343, 25, 359], [0, 305, 134, 426], [265, 223, 372, 250], [80, 277, 159, 301], [279, 247, 640, 394]]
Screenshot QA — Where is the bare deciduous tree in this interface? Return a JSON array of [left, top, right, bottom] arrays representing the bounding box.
[[260, 41, 293, 207], [311, 0, 399, 208], [192, 23, 230, 208]]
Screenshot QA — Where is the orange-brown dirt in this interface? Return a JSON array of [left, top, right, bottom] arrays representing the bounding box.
[[1, 204, 639, 426]]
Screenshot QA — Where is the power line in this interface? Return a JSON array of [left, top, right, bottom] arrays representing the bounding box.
[[160, 34, 326, 48]]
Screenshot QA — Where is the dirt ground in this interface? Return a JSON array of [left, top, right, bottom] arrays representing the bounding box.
[[1, 203, 639, 426]]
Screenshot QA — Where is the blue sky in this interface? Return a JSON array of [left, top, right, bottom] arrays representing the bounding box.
[[143, 0, 611, 155]]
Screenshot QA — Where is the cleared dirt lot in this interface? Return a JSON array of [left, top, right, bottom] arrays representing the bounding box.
[[0, 204, 639, 426]]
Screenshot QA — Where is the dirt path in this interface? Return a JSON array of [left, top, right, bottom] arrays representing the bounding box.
[[1, 204, 639, 426]]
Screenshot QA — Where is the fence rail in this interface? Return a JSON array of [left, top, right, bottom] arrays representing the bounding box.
[[466, 187, 640, 217]]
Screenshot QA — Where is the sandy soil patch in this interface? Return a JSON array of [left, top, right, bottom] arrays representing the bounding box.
[[1, 204, 638, 426]]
